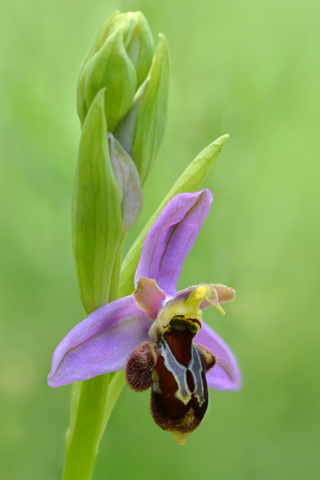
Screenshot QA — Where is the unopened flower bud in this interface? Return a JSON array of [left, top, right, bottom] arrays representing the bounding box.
[[77, 11, 154, 132]]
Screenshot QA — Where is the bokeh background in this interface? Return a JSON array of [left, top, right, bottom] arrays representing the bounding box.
[[1, 0, 319, 479]]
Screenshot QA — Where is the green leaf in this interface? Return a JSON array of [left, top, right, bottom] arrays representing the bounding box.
[[72, 89, 123, 314], [118, 134, 229, 297]]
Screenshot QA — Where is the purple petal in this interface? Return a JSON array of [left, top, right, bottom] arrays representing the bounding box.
[[135, 189, 213, 296], [195, 321, 241, 390], [48, 296, 152, 387]]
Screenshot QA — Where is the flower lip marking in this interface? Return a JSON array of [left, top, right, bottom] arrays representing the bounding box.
[[127, 286, 219, 445]]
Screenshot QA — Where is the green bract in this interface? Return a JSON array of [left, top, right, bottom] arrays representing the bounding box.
[[72, 90, 123, 314], [115, 34, 170, 185]]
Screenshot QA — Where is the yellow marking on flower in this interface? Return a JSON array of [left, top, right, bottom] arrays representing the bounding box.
[[174, 388, 192, 405], [185, 285, 207, 318], [152, 370, 162, 394], [194, 285, 206, 297], [185, 283, 226, 318], [172, 430, 190, 446]]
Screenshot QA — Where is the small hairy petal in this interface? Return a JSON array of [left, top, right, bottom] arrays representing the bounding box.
[[195, 322, 241, 390], [134, 277, 166, 319], [125, 341, 157, 391], [135, 189, 213, 296], [213, 285, 236, 303], [48, 296, 152, 387]]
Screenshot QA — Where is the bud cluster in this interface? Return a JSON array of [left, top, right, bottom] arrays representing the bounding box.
[[77, 11, 169, 184], [72, 11, 169, 313]]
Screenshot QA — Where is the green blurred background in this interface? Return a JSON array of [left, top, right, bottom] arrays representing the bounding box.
[[1, 0, 319, 479]]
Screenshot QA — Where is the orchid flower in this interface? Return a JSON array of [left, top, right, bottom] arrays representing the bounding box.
[[48, 189, 241, 445]]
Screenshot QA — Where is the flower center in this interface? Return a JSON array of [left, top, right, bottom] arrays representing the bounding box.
[[168, 316, 200, 334]]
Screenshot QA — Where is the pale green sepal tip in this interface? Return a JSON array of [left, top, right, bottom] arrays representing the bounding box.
[[84, 29, 137, 132], [76, 12, 122, 125], [103, 11, 154, 87], [93, 11, 154, 88], [90, 12, 122, 56], [72, 89, 123, 314], [118, 134, 229, 297], [120, 12, 154, 87], [109, 135, 143, 232]]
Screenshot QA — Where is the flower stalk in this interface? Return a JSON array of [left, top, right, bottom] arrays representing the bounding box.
[[62, 375, 113, 480]]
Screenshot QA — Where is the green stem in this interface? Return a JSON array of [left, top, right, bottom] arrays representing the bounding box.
[[62, 372, 126, 480], [98, 371, 126, 445], [62, 375, 110, 480], [62, 237, 126, 480], [108, 234, 126, 302]]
